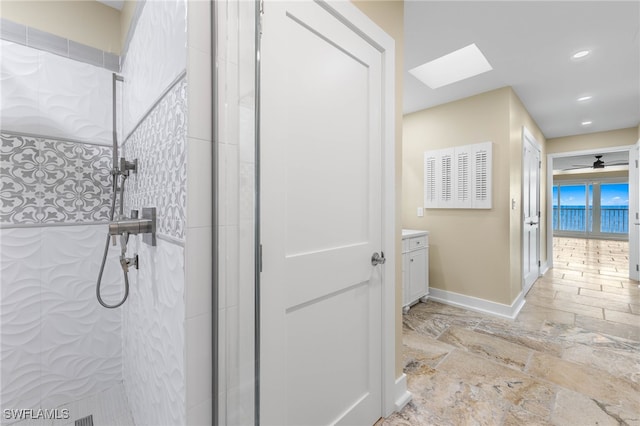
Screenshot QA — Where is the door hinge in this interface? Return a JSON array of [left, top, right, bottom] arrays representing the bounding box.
[[636, 212, 639, 220], [538, 160, 542, 168], [635, 159, 638, 168], [259, 244, 263, 273], [636, 264, 639, 272], [538, 260, 541, 267]]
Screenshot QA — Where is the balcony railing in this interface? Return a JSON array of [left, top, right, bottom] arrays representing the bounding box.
[[552, 206, 628, 234]]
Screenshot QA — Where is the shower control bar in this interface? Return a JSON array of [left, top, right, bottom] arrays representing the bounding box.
[[109, 207, 157, 246]]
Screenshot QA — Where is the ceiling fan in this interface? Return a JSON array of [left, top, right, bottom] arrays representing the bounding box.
[[563, 154, 629, 171]]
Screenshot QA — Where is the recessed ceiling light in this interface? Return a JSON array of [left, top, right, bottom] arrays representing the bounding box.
[[409, 43, 493, 89], [572, 50, 590, 59], [581, 120, 592, 126], [577, 95, 592, 102]]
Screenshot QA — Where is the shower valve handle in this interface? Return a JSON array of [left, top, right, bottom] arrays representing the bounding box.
[[108, 207, 157, 246]]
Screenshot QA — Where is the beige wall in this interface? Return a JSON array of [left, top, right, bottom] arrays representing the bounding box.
[[508, 89, 547, 302], [547, 127, 638, 154], [0, 0, 122, 54], [120, 0, 137, 52], [403, 87, 546, 307], [404, 87, 514, 305], [352, 0, 404, 378]]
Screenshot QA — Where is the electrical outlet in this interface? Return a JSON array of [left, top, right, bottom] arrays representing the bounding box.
[[417, 207, 424, 217]]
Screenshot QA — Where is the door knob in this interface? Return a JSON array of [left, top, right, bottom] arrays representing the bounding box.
[[371, 252, 386, 266]]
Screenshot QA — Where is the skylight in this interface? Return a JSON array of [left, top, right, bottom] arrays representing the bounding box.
[[409, 43, 493, 89]]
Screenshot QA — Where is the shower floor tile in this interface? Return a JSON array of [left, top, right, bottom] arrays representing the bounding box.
[[6, 383, 134, 426]]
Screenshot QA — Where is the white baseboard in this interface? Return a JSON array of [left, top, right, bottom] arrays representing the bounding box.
[[428, 288, 526, 320], [394, 373, 411, 412], [540, 261, 550, 275]]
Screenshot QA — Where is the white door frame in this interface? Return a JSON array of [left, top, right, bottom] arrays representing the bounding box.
[[522, 127, 541, 292], [629, 139, 639, 281], [545, 144, 636, 273], [258, 0, 400, 419]]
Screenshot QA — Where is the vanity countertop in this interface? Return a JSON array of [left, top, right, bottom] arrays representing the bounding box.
[[402, 229, 429, 238]]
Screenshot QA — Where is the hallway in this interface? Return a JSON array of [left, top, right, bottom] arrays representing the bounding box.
[[385, 238, 639, 425]]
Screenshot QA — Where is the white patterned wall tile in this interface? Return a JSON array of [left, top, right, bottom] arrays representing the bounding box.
[[37, 51, 111, 145], [0, 228, 42, 415], [39, 226, 122, 409], [0, 41, 112, 145], [0, 41, 40, 134], [122, 237, 185, 426], [123, 77, 187, 241], [0, 133, 112, 225], [121, 0, 187, 136], [0, 226, 122, 418]]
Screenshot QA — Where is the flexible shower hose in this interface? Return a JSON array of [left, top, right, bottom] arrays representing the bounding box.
[[96, 173, 130, 309]]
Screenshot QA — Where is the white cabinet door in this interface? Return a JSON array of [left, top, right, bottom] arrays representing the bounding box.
[[408, 249, 427, 302]]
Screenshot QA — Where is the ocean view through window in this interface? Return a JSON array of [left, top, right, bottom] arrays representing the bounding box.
[[552, 181, 629, 236]]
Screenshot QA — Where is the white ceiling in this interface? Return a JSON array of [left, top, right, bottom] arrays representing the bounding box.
[[404, 1, 640, 139]]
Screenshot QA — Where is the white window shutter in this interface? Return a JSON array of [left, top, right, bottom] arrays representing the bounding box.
[[471, 142, 492, 209], [454, 148, 471, 208], [424, 151, 438, 208], [438, 148, 455, 208]]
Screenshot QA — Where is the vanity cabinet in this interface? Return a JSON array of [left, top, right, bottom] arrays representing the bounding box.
[[402, 229, 429, 313]]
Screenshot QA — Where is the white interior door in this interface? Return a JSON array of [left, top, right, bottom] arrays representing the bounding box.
[[523, 128, 541, 294], [260, 1, 386, 425], [630, 140, 639, 281]]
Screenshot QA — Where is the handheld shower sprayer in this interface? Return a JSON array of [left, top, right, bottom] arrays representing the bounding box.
[[95, 72, 156, 309]]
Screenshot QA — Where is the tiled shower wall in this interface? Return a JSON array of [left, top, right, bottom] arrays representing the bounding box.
[[119, 1, 188, 425], [217, 0, 257, 424], [2, 1, 213, 424], [0, 39, 123, 418]]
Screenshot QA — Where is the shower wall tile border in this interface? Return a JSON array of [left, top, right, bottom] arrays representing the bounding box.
[[0, 132, 112, 225], [123, 76, 187, 242], [0, 18, 120, 72]]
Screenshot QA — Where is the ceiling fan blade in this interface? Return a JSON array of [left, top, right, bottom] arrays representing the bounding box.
[[562, 165, 590, 170], [606, 161, 629, 166]]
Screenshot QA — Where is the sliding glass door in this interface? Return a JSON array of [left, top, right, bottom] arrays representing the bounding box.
[[557, 184, 587, 232], [552, 180, 629, 239], [600, 183, 630, 234]]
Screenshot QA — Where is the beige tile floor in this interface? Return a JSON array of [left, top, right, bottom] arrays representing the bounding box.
[[384, 237, 640, 425]]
